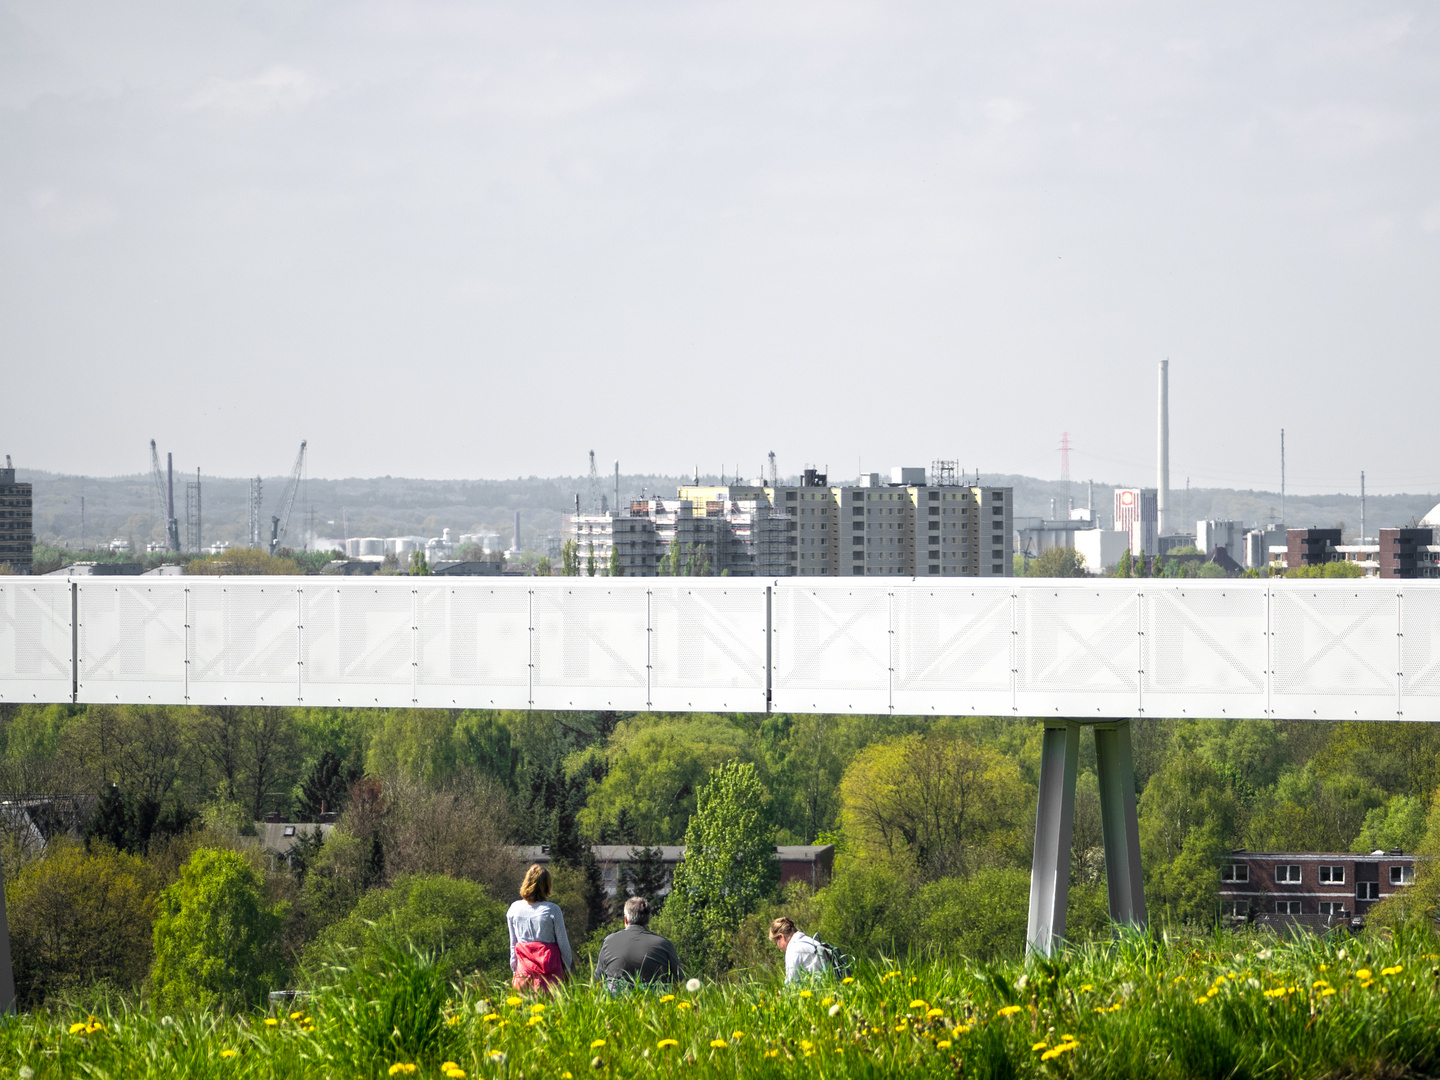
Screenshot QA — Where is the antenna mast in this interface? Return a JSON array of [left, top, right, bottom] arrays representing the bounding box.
[[1280, 429, 1285, 527]]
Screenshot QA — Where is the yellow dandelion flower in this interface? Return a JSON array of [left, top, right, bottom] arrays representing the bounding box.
[[677, 1002, 693, 1011], [657, 1039, 679, 1049], [937, 1040, 953, 1049], [387, 1065, 417, 1076], [529, 1003, 546, 1014], [1081, 983, 1094, 991], [563, 1073, 573, 1078], [842, 977, 855, 985], [908, 999, 927, 1009], [290, 1011, 304, 1020], [821, 997, 835, 1007], [660, 994, 675, 1002], [265, 1018, 279, 1027], [894, 1022, 909, 1033], [955, 1025, 970, 1033], [527, 1016, 544, 1026], [1321, 988, 1336, 997], [1108, 1003, 1122, 1012], [1262, 988, 1286, 998], [591, 1039, 607, 1049], [1195, 996, 1209, 1005], [442, 1065, 458, 1072], [1031, 1041, 1049, 1052], [1313, 980, 1330, 988], [221, 1048, 238, 1058], [1381, 965, 1403, 977], [799, 990, 813, 999], [765, 1049, 780, 1059], [1206, 986, 1219, 998], [800, 1040, 814, 1051], [481, 1013, 499, 1022], [505, 996, 522, 1007], [997, 1005, 1022, 1018], [68, 1022, 87, 1035], [445, 1071, 466, 1079], [1355, 969, 1372, 981], [731, 1030, 745, 1040], [1361, 980, 1375, 989], [926, 1008, 944, 1019], [710, 1039, 729, 1049]]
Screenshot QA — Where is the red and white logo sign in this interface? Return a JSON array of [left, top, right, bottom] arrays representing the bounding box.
[[1120, 490, 1135, 506]]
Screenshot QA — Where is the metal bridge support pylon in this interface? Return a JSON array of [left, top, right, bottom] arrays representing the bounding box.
[[1026, 718, 1146, 957]]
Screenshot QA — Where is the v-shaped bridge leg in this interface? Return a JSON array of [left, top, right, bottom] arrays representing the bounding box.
[[1026, 719, 1079, 956], [1095, 719, 1147, 930]]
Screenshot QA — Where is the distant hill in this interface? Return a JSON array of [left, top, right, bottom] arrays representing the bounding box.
[[16, 468, 1438, 552]]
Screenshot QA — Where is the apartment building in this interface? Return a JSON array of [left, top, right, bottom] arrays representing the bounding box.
[[0, 457, 33, 574], [570, 465, 1013, 578], [686, 466, 1013, 578], [1219, 850, 1418, 927]]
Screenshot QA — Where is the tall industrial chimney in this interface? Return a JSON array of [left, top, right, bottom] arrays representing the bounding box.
[[513, 511, 521, 552], [166, 452, 180, 552], [1157, 360, 1170, 537]]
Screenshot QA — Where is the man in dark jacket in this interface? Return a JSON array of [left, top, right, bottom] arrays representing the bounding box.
[[594, 897, 681, 992]]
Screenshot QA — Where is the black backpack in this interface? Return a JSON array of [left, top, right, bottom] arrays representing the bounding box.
[[811, 937, 854, 980]]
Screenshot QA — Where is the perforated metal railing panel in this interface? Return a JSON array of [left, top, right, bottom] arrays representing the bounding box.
[[77, 581, 186, 703], [1141, 585, 1267, 719], [648, 583, 768, 713], [0, 579, 72, 702], [891, 584, 1012, 717], [4, 576, 1440, 720]]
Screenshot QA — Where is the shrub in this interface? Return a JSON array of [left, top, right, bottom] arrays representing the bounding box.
[[917, 868, 1030, 961], [306, 933, 456, 1071], [150, 847, 286, 1011], [304, 873, 508, 983], [814, 857, 915, 958], [5, 840, 157, 1006]]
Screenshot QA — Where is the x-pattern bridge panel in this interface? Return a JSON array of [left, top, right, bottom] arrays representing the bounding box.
[[3, 576, 1439, 720]]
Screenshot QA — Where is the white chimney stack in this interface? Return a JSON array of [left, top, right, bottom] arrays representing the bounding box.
[[1157, 359, 1170, 536]]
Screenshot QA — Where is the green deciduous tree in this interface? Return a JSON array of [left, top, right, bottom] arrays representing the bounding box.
[[560, 539, 579, 576], [662, 762, 779, 975], [150, 847, 286, 1011], [839, 733, 1031, 879], [1351, 794, 1428, 853], [5, 840, 157, 1006], [1026, 547, 1087, 578], [576, 715, 759, 844]]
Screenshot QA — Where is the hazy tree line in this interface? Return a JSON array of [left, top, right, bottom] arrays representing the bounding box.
[[2, 701, 1439, 1008]]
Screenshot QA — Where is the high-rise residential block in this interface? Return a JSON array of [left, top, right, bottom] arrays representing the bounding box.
[[0, 457, 33, 573]]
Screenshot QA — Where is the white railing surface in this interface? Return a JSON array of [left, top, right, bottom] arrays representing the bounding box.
[[2, 577, 1438, 721]]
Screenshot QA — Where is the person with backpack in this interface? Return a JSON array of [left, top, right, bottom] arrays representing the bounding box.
[[769, 916, 829, 983]]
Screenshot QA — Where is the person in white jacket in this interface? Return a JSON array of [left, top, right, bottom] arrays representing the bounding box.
[[769, 916, 827, 983]]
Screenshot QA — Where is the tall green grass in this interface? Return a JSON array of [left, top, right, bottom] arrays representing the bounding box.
[[4, 929, 1438, 1078]]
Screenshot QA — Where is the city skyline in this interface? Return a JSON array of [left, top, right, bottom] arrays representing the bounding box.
[[3, 2, 1437, 494]]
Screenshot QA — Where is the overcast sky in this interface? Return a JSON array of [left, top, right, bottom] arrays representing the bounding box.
[[3, 1, 1436, 494]]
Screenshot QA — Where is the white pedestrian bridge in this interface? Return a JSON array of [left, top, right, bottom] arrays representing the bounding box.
[[1, 575, 1438, 996], [2, 576, 1438, 720]]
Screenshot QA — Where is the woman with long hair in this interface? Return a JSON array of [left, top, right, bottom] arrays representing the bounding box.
[[506, 863, 573, 992]]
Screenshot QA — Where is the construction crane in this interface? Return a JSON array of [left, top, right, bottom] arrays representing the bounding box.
[[587, 450, 603, 513], [149, 439, 180, 552], [269, 440, 307, 555]]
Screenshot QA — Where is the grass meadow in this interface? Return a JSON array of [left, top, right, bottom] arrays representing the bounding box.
[[3, 928, 1439, 1079]]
